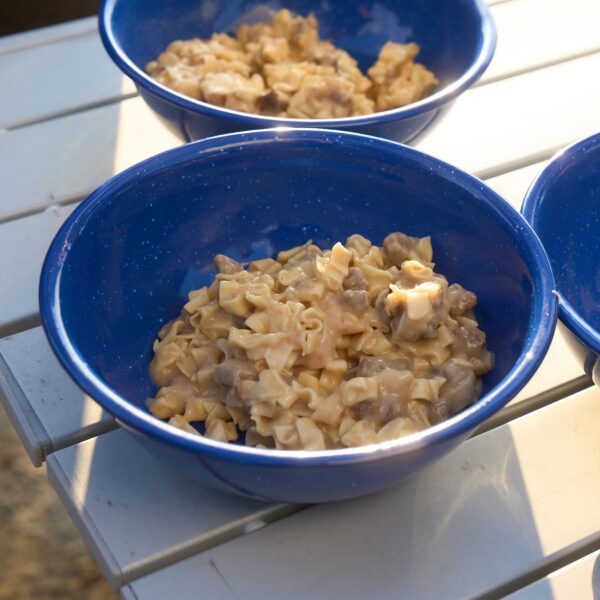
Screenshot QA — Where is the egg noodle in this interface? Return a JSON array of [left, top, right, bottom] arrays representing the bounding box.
[[149, 233, 493, 450]]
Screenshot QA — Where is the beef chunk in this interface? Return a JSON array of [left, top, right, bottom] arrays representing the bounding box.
[[343, 267, 369, 291], [214, 359, 256, 387]]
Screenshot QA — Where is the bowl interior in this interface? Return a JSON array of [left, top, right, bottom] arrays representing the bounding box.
[[107, 0, 486, 90], [43, 131, 544, 427], [524, 135, 600, 350]]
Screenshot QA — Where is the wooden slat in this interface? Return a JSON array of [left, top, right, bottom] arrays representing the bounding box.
[[0, 328, 116, 466], [507, 550, 600, 600], [479, 0, 600, 85], [0, 99, 178, 223], [0, 200, 80, 339], [418, 51, 600, 179], [46, 429, 300, 588], [0, 32, 136, 130], [3, 49, 600, 225], [0, 204, 75, 336], [122, 386, 600, 600]]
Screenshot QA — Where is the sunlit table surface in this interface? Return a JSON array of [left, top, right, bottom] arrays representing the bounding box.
[[2, 1, 600, 598]]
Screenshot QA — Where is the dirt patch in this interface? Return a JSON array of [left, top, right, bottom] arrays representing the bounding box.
[[0, 404, 117, 600]]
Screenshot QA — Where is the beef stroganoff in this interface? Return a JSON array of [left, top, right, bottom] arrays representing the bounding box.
[[146, 9, 438, 119], [148, 233, 493, 450]]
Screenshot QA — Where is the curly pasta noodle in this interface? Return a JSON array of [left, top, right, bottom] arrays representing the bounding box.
[[146, 9, 438, 119], [149, 233, 494, 450]]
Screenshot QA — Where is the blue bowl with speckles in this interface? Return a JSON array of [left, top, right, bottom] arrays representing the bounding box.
[[99, 0, 495, 143], [522, 132, 600, 387], [40, 129, 555, 503]]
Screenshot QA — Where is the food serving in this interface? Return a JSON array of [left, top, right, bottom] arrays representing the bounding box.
[[149, 233, 493, 450], [40, 126, 554, 501], [146, 9, 438, 119]]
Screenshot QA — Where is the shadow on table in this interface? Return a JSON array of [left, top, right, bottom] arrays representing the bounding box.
[[63, 426, 275, 588], [70, 424, 557, 598], [154, 425, 556, 600]]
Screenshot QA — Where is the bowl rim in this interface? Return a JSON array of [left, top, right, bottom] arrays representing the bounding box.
[[40, 127, 557, 466], [521, 131, 600, 357], [98, 0, 496, 129]]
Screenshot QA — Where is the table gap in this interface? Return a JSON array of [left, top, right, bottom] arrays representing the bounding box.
[[46, 448, 307, 589], [474, 144, 568, 181], [0, 194, 84, 228], [5, 91, 138, 133], [474, 375, 593, 436], [122, 502, 307, 585], [475, 532, 600, 599], [0, 314, 41, 339], [0, 17, 97, 55], [473, 46, 600, 88]]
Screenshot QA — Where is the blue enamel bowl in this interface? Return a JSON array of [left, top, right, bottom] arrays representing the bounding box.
[[522, 132, 600, 386], [99, 0, 495, 144], [40, 129, 555, 503]]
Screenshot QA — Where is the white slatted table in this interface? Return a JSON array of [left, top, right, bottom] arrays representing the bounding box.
[[1, 1, 599, 597]]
